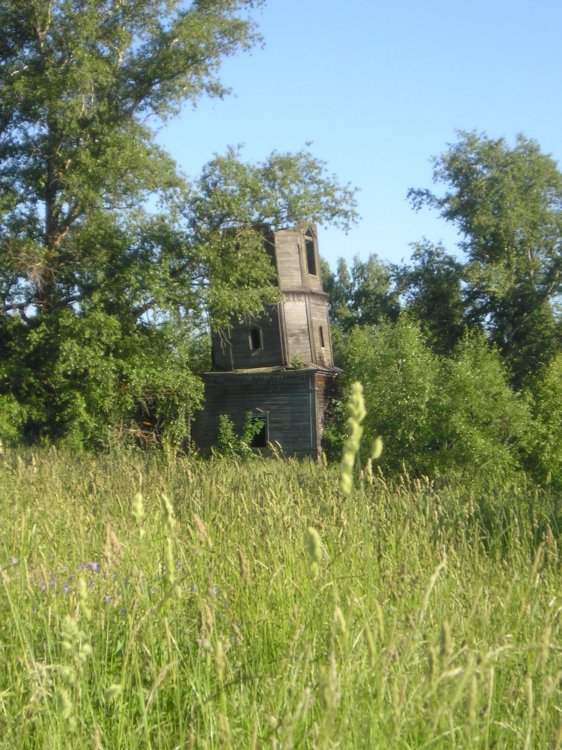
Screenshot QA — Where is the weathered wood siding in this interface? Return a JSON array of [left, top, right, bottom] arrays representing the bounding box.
[[274, 230, 303, 290], [282, 293, 313, 364], [275, 226, 323, 292], [196, 223, 338, 459], [192, 370, 323, 458], [210, 225, 332, 370], [212, 306, 286, 370], [309, 293, 333, 366], [314, 372, 338, 446]]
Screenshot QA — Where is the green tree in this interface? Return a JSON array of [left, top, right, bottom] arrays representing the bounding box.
[[0, 0, 267, 316], [394, 240, 467, 355], [434, 333, 534, 477], [339, 320, 534, 480], [409, 132, 562, 385], [0, 1, 358, 447], [526, 352, 562, 488], [188, 146, 358, 327], [191, 145, 358, 234], [321, 254, 399, 332], [341, 318, 441, 475]]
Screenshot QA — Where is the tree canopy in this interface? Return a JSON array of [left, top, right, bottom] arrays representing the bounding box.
[[0, 0, 267, 318], [0, 0, 359, 448], [321, 254, 399, 333], [325, 131, 561, 485], [394, 240, 466, 355], [409, 131, 562, 384]]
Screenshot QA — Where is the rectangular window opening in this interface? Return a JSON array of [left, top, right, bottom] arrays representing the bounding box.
[[250, 413, 268, 448], [305, 236, 317, 276], [249, 327, 263, 351], [319, 325, 325, 348]]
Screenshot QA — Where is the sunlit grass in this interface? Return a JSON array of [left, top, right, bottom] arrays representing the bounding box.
[[0, 448, 560, 748]]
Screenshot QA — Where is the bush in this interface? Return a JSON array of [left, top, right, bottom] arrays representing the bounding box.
[[341, 318, 440, 474], [0, 394, 26, 445], [434, 333, 534, 477], [339, 319, 535, 480], [526, 353, 562, 488]]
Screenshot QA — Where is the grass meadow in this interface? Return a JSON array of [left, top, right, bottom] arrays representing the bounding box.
[[0, 448, 560, 749]]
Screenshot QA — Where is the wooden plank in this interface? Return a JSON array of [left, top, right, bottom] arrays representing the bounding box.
[[192, 371, 318, 456], [283, 294, 312, 364]]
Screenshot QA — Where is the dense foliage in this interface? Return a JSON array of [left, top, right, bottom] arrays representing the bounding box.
[[409, 133, 561, 386], [0, 2, 559, 485], [340, 319, 535, 480], [325, 133, 561, 488], [0, 0, 356, 448]]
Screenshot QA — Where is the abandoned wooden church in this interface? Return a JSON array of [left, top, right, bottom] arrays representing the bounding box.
[[192, 224, 339, 458]]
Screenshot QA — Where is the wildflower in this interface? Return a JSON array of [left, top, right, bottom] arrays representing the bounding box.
[[78, 561, 100, 573]]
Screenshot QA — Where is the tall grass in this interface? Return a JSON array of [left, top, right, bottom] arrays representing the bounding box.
[[0, 448, 560, 748]]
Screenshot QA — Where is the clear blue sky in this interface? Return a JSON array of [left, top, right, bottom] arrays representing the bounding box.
[[158, 0, 562, 270]]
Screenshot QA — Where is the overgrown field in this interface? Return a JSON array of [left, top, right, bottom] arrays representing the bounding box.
[[0, 450, 560, 749]]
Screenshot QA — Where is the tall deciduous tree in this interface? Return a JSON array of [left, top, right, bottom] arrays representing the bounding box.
[[0, 0, 265, 317], [0, 1, 358, 447], [188, 146, 358, 326], [321, 254, 399, 331], [394, 240, 467, 355], [409, 132, 562, 384]]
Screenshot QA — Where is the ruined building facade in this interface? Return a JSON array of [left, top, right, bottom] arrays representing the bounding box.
[[192, 224, 339, 458]]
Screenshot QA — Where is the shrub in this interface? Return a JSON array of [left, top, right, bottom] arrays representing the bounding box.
[[434, 333, 534, 477], [339, 320, 535, 480], [341, 318, 440, 474], [526, 353, 562, 488]]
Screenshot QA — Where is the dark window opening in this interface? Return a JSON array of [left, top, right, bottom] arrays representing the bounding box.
[[250, 414, 268, 448], [319, 325, 325, 348], [305, 234, 317, 276], [249, 327, 262, 351]]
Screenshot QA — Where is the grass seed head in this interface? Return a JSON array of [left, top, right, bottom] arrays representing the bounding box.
[[306, 527, 323, 577], [193, 514, 213, 549], [439, 620, 453, 664], [215, 639, 225, 683], [132, 492, 145, 537], [103, 524, 123, 568], [161, 494, 177, 531], [341, 381, 367, 495], [238, 548, 251, 584]]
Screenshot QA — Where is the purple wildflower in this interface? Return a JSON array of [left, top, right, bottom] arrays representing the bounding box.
[[78, 561, 100, 573]]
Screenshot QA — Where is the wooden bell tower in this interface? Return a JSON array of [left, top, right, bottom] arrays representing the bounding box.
[[192, 224, 339, 458]]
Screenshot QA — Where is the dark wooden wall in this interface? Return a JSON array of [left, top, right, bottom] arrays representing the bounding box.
[[192, 370, 329, 458], [212, 305, 286, 370]]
